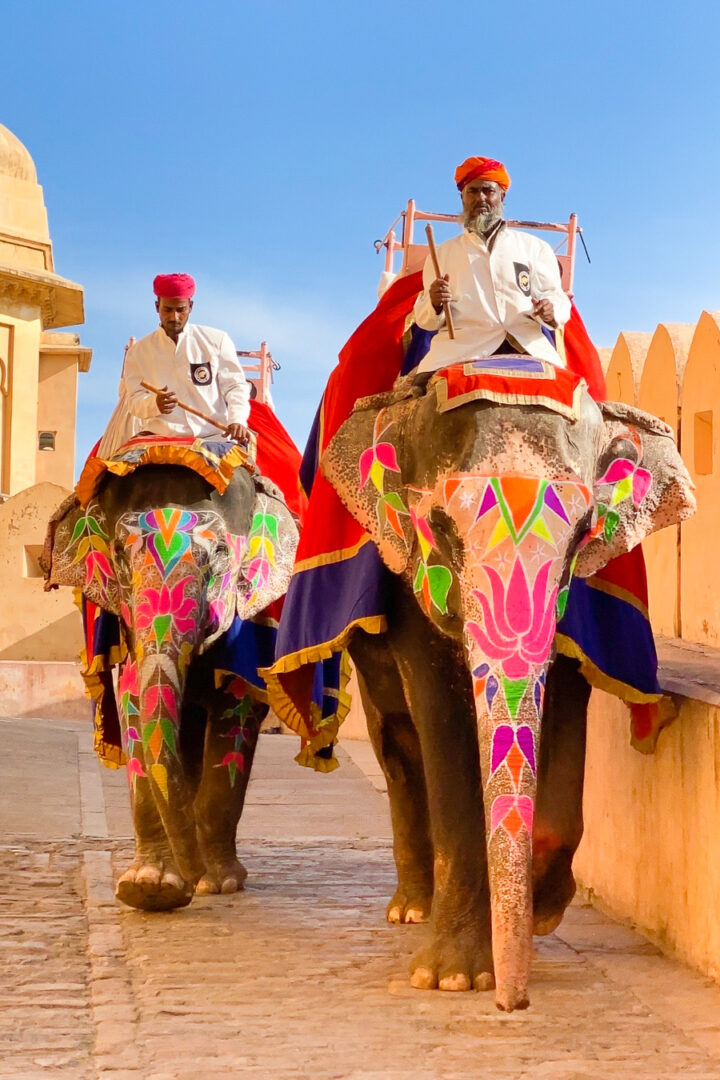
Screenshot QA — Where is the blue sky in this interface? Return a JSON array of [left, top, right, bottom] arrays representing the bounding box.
[[4, 0, 719, 469]]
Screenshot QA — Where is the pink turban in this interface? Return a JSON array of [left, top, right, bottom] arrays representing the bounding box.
[[153, 273, 196, 299]]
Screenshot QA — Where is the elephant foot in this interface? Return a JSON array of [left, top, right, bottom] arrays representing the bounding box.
[[387, 885, 431, 925], [532, 846, 576, 936], [409, 929, 494, 993], [115, 859, 193, 912], [195, 856, 248, 896]]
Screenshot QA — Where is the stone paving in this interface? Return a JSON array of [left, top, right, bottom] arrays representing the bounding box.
[[1, 715, 720, 1079]]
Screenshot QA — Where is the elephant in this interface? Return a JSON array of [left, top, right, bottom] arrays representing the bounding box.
[[321, 364, 695, 1011], [45, 458, 299, 911]]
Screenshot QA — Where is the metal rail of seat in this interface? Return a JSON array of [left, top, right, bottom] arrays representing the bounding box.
[[375, 199, 581, 295], [237, 340, 279, 405]]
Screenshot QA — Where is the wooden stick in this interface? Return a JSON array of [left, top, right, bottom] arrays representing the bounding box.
[[425, 223, 455, 339], [141, 380, 230, 433], [141, 379, 258, 456]]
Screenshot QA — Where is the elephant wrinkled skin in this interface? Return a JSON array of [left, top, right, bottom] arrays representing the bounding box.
[[322, 377, 695, 1010], [46, 464, 298, 911]]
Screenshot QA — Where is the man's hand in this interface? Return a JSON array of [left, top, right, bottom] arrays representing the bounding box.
[[531, 299, 557, 328], [155, 386, 178, 414], [226, 423, 250, 445], [429, 274, 452, 314]]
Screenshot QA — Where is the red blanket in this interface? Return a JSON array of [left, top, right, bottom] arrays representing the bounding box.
[[249, 400, 307, 523]]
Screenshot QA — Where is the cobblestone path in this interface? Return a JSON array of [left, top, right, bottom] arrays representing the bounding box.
[[1, 717, 719, 1079]]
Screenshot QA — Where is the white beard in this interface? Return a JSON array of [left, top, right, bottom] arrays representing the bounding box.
[[465, 207, 503, 235]]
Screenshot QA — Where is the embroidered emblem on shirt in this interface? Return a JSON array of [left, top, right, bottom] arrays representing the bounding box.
[[513, 262, 531, 296], [190, 363, 212, 386]]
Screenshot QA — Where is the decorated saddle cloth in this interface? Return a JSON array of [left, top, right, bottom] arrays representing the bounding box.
[[430, 356, 585, 420], [47, 415, 305, 768], [265, 272, 671, 771], [74, 434, 254, 507]]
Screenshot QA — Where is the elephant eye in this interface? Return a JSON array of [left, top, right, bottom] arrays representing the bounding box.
[[597, 434, 640, 479], [612, 436, 640, 462]]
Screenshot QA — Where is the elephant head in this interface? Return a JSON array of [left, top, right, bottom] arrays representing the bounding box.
[[323, 379, 695, 1010]]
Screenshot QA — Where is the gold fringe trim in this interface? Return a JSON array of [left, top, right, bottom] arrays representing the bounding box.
[[555, 632, 665, 705], [556, 633, 677, 754], [79, 664, 126, 769], [72, 586, 127, 768], [629, 694, 678, 755], [75, 442, 252, 507], [293, 533, 371, 574], [585, 576, 650, 619], [434, 377, 586, 422], [262, 619, 384, 770]]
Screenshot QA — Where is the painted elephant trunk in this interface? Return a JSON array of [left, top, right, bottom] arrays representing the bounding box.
[[464, 530, 569, 1011], [122, 569, 209, 884], [471, 672, 541, 1011]]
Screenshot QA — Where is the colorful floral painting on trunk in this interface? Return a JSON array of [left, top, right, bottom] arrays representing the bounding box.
[[439, 474, 591, 844]]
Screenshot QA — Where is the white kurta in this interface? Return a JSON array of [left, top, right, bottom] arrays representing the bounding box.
[[413, 225, 571, 372], [123, 324, 251, 438], [96, 341, 141, 458]]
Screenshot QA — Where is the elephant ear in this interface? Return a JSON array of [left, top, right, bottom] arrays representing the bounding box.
[[43, 495, 121, 613], [236, 489, 300, 620], [322, 396, 416, 574], [574, 402, 696, 578]]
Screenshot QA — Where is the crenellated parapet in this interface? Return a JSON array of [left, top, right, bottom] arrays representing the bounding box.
[[602, 313, 720, 646]]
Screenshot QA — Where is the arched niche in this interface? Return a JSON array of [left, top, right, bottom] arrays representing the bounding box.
[[637, 323, 693, 637], [604, 331, 652, 406], [679, 311, 720, 646], [596, 346, 613, 377]]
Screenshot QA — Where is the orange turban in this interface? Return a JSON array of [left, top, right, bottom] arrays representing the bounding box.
[[455, 156, 511, 193], [153, 273, 196, 299]]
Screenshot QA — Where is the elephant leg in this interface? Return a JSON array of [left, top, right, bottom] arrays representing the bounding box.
[[532, 654, 590, 935], [115, 667, 195, 911], [349, 631, 433, 924], [192, 682, 265, 896], [388, 588, 493, 993], [177, 698, 209, 799], [116, 773, 194, 911]]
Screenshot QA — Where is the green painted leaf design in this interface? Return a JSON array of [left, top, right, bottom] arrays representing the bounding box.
[[70, 516, 89, 545], [413, 562, 426, 593], [160, 719, 178, 757], [426, 564, 452, 614], [86, 515, 108, 538], [141, 721, 157, 752], [262, 513, 279, 540], [153, 614, 172, 647], [556, 586, 569, 620], [604, 509, 620, 542], [501, 675, 529, 720], [383, 491, 408, 513]]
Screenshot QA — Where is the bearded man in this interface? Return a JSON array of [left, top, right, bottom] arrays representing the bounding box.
[[122, 273, 251, 443], [413, 156, 570, 372]]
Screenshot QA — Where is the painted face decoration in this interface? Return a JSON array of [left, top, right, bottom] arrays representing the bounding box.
[[403, 473, 591, 846]]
